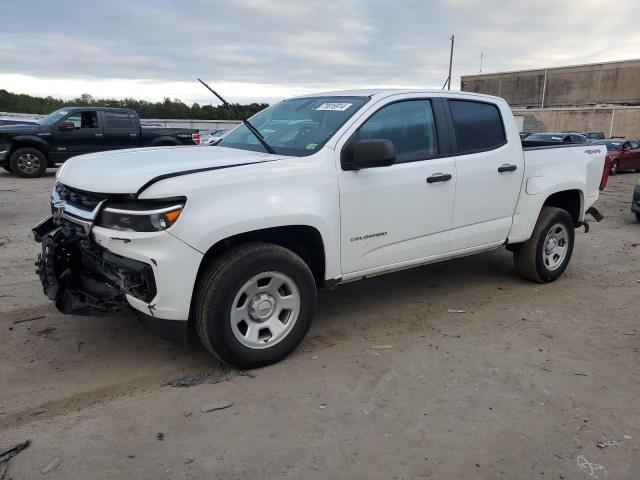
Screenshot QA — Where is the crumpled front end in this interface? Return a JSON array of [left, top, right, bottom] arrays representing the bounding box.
[[34, 217, 157, 316]]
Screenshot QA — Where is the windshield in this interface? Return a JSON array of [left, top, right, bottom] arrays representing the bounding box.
[[218, 96, 370, 156], [38, 109, 70, 125], [599, 140, 622, 151]]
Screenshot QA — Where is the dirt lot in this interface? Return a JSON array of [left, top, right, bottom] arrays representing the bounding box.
[[1, 168, 639, 479]]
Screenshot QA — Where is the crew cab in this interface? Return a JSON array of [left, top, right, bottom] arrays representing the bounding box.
[[32, 90, 606, 368], [0, 107, 200, 178]]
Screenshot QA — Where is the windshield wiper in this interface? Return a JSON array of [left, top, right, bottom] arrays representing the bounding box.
[[198, 78, 276, 154]]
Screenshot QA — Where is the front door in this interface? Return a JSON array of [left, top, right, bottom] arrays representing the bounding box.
[[51, 110, 103, 162], [620, 141, 640, 171], [337, 98, 456, 275]]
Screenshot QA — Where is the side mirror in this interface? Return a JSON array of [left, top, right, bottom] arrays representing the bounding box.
[[58, 122, 75, 131], [343, 139, 396, 170]]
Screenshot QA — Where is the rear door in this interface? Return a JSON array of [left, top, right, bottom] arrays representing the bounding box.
[[446, 97, 525, 251], [100, 110, 140, 151], [337, 95, 457, 274]]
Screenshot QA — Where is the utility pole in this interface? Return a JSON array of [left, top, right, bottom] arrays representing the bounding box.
[[447, 35, 455, 90], [479, 53, 484, 73]]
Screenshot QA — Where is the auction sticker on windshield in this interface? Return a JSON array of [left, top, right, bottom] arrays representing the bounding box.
[[316, 103, 352, 111]]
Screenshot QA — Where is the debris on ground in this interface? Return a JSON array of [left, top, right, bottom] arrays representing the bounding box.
[[12, 315, 46, 324], [169, 370, 254, 388], [41, 457, 63, 474], [0, 440, 31, 480], [201, 401, 234, 413], [596, 439, 617, 449], [372, 344, 395, 350], [310, 355, 319, 360], [573, 372, 589, 377], [447, 309, 466, 313], [185, 458, 194, 464], [156, 433, 165, 441]]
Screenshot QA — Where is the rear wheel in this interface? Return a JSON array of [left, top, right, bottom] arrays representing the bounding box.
[[636, 213, 640, 222], [513, 207, 575, 283], [2, 165, 11, 172], [9, 148, 47, 178], [194, 242, 317, 369]]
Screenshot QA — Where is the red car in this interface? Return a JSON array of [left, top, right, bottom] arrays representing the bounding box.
[[603, 139, 640, 175]]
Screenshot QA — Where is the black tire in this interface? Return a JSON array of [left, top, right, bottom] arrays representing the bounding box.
[[636, 213, 640, 223], [194, 242, 317, 369], [610, 159, 619, 176], [2, 165, 11, 172], [513, 207, 575, 283], [9, 147, 47, 178]]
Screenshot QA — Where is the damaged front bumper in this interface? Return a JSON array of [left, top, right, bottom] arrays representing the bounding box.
[[33, 183, 204, 344], [34, 216, 157, 316]]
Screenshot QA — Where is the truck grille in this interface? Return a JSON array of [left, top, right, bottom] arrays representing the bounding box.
[[54, 183, 106, 210]]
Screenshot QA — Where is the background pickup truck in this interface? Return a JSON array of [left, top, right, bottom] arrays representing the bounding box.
[[0, 107, 200, 177], [33, 89, 606, 368]]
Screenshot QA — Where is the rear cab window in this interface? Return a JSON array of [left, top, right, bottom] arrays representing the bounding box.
[[103, 111, 135, 129], [448, 99, 506, 155]]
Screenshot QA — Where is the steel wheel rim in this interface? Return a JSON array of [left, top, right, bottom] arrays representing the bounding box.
[[17, 153, 41, 175], [542, 223, 569, 271], [230, 271, 300, 349], [611, 161, 618, 175]]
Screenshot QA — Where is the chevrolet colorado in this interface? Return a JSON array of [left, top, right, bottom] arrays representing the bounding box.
[[33, 90, 606, 368], [0, 107, 200, 178]]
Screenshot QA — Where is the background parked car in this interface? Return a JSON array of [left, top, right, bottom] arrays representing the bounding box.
[[601, 139, 640, 175], [0, 107, 200, 177], [201, 128, 227, 145], [523, 132, 588, 145], [582, 131, 606, 140]]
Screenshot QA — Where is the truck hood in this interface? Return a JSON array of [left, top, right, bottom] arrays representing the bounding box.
[[57, 146, 288, 195], [0, 123, 40, 135]]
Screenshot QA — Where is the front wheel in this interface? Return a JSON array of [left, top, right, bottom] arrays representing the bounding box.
[[610, 159, 619, 176], [9, 148, 47, 178], [194, 242, 317, 369], [513, 207, 575, 283]]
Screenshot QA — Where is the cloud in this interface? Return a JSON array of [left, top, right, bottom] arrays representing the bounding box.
[[0, 0, 638, 103]]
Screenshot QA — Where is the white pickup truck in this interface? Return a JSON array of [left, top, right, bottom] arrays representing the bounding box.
[[33, 89, 606, 368]]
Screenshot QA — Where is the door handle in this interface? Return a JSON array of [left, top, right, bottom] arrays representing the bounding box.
[[426, 173, 452, 183], [498, 164, 517, 173], [129, 133, 137, 137], [94, 133, 103, 138]]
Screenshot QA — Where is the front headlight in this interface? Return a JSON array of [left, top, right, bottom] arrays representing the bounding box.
[[97, 201, 185, 232]]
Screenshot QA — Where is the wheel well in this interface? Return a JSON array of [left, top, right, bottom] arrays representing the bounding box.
[[196, 225, 326, 287], [543, 190, 582, 225], [10, 142, 48, 159]]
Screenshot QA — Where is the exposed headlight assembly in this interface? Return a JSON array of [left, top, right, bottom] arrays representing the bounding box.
[[97, 199, 185, 232]]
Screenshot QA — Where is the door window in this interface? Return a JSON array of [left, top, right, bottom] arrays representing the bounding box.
[[104, 111, 135, 129], [628, 141, 640, 150], [449, 100, 506, 154], [353, 100, 438, 163], [65, 111, 98, 129]]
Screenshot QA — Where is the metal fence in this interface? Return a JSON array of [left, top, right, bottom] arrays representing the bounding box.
[[0, 113, 241, 132]]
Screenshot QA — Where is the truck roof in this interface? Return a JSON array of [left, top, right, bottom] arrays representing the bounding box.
[[60, 106, 137, 113], [293, 89, 502, 102]]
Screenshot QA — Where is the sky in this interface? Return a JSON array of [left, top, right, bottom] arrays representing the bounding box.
[[1, 0, 639, 105]]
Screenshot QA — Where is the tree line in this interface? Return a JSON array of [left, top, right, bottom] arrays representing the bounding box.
[[0, 89, 268, 119]]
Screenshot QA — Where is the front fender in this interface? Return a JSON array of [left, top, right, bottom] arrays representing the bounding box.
[[11, 135, 50, 153], [139, 153, 341, 280]]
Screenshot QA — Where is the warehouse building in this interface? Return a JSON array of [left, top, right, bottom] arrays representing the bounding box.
[[461, 59, 640, 138]]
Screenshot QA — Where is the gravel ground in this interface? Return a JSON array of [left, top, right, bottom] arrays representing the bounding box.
[[1, 168, 639, 479]]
